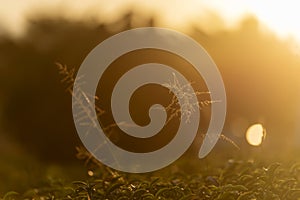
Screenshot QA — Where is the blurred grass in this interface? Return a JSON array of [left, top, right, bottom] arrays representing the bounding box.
[[0, 152, 86, 196], [2, 153, 300, 199]]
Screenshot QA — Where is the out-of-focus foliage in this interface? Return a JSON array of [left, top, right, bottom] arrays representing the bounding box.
[[1, 12, 300, 163], [0, 12, 154, 161]]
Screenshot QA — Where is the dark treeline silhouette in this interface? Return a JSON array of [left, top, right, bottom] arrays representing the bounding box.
[[0, 11, 300, 163], [0, 12, 155, 162]]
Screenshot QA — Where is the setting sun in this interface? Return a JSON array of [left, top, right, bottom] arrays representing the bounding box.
[[246, 124, 265, 146]]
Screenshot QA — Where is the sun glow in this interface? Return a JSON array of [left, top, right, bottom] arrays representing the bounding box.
[[1, 0, 300, 43], [246, 124, 265, 146], [204, 1, 300, 41]]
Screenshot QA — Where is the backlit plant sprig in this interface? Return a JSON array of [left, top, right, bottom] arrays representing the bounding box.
[[162, 72, 219, 124], [162, 73, 239, 150], [56, 63, 239, 169]]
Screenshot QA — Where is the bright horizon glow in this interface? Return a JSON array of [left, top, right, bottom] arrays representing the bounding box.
[[201, 1, 300, 36], [246, 124, 265, 146], [0, 0, 300, 44]]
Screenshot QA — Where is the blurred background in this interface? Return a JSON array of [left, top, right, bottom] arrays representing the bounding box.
[[1, 0, 300, 194]]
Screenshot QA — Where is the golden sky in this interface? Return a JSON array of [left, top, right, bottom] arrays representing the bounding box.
[[0, 0, 300, 43]]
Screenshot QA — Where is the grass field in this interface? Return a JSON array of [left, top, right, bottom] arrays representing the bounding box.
[[2, 146, 300, 200]]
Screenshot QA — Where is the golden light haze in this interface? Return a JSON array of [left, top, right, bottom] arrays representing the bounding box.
[[1, 0, 300, 45], [1, 0, 300, 162]]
